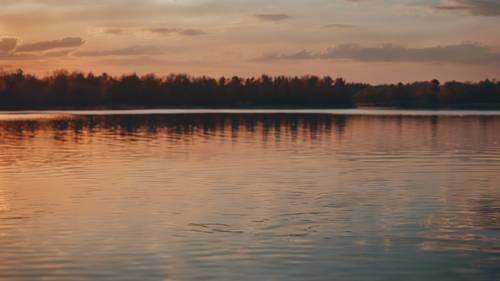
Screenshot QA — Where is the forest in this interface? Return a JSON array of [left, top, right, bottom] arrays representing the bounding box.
[[0, 69, 499, 109]]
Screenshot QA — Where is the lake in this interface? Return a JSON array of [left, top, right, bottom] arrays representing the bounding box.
[[0, 110, 499, 281]]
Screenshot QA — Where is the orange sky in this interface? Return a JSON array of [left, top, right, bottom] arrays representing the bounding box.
[[0, 0, 499, 83]]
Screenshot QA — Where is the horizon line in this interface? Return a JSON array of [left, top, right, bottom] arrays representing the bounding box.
[[2, 68, 498, 86]]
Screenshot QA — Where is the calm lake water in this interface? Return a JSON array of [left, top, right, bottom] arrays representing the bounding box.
[[0, 110, 499, 281]]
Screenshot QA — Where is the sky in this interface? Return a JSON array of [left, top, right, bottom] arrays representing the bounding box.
[[0, 0, 499, 83]]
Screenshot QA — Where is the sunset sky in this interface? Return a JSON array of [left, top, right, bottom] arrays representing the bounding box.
[[0, 0, 499, 83]]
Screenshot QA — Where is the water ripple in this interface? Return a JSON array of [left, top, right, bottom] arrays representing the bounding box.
[[0, 112, 499, 281]]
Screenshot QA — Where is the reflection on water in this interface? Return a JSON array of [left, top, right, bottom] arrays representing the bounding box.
[[0, 111, 499, 281]]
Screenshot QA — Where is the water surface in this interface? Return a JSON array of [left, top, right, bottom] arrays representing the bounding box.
[[0, 110, 499, 280]]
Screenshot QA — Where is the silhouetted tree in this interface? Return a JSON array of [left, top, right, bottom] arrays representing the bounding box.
[[0, 70, 498, 109]]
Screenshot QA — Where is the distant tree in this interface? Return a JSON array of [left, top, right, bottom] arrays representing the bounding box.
[[0, 70, 498, 109]]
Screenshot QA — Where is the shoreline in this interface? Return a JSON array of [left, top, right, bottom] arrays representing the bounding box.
[[2, 108, 500, 118], [2, 103, 500, 112]]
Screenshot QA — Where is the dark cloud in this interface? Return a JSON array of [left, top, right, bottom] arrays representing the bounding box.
[[16, 37, 85, 52], [260, 43, 500, 65], [434, 0, 500, 16], [0, 37, 18, 53], [76, 45, 165, 57], [146, 27, 206, 36], [254, 14, 292, 22]]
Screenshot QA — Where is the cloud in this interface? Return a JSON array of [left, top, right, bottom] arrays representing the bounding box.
[[87, 27, 127, 36], [75, 45, 165, 57], [42, 49, 75, 58], [178, 29, 206, 36], [0, 37, 18, 53], [1, 0, 90, 6], [0, 36, 80, 61], [260, 49, 314, 61], [16, 37, 85, 52], [0, 52, 37, 61], [0, 0, 232, 31], [434, 0, 500, 16], [97, 56, 171, 67], [146, 28, 177, 35], [0, 49, 73, 60], [260, 43, 500, 65], [323, 23, 357, 29], [254, 14, 291, 22], [103, 28, 124, 35], [146, 27, 206, 36]]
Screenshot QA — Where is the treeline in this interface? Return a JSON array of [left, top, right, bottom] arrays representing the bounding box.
[[0, 70, 499, 109], [356, 80, 500, 108]]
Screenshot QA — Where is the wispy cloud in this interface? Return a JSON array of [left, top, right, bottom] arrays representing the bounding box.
[[0, 36, 82, 61], [102, 28, 124, 35], [260, 43, 500, 65], [75, 45, 165, 57], [87, 26, 128, 36], [16, 37, 85, 52], [0, 37, 18, 53], [0, 52, 35, 61], [322, 23, 357, 29], [0, 49, 71, 60], [42, 49, 75, 58], [146, 27, 206, 36], [178, 29, 206, 36], [254, 14, 291, 22], [434, 0, 500, 16], [97, 56, 171, 67]]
